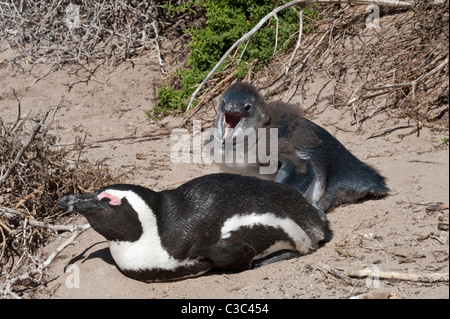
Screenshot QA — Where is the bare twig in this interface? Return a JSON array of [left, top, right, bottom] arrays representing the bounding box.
[[345, 268, 449, 283], [273, 14, 279, 55], [53, 129, 173, 148], [41, 223, 91, 268], [10, 89, 21, 134], [317, 262, 358, 285], [364, 57, 449, 99], [366, 125, 414, 139], [350, 292, 392, 299], [0, 223, 90, 299], [151, 20, 165, 74], [0, 0, 187, 64], [186, 0, 308, 111], [0, 206, 88, 232], [317, 263, 449, 284], [76, 0, 107, 61], [0, 108, 51, 187], [285, 7, 304, 75], [25, 63, 58, 91], [237, 36, 253, 65]]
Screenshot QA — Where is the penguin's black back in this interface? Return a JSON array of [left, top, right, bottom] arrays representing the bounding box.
[[152, 173, 331, 260], [304, 118, 388, 193]]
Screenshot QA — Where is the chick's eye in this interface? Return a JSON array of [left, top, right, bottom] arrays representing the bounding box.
[[244, 104, 252, 111]]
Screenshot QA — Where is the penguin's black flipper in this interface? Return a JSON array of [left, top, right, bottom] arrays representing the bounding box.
[[252, 250, 301, 269], [274, 161, 328, 222], [274, 161, 315, 197], [193, 241, 257, 271]]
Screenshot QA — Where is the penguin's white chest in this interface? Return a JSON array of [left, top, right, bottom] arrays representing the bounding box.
[[109, 233, 199, 272], [103, 190, 200, 272]]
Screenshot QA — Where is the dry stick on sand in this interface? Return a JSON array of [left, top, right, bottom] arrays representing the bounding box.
[[364, 57, 449, 99], [0, 208, 90, 299], [185, 0, 414, 111], [317, 263, 449, 284], [317, 262, 358, 286], [346, 268, 449, 283], [53, 128, 173, 148], [0, 223, 90, 299], [0, 207, 89, 233]]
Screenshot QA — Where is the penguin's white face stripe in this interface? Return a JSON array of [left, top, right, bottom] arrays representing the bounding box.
[[220, 213, 313, 254], [103, 189, 201, 272]]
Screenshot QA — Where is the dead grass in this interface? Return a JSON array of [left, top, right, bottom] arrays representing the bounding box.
[[247, 2, 449, 131]]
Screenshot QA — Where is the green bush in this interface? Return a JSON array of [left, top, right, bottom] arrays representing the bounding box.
[[150, 0, 318, 118]]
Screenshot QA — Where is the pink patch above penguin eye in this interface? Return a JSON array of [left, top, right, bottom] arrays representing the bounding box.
[[97, 192, 122, 206]]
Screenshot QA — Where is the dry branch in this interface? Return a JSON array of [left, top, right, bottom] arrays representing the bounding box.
[[0, 207, 88, 233], [275, 0, 448, 129], [365, 57, 449, 99], [318, 263, 449, 285], [0, 0, 191, 65], [185, 0, 414, 111], [317, 262, 358, 285], [151, 20, 165, 74], [285, 7, 304, 75], [0, 223, 90, 299], [41, 223, 90, 269], [0, 109, 51, 187], [52, 128, 173, 148], [350, 292, 392, 299], [346, 268, 449, 283], [1, 106, 114, 298]]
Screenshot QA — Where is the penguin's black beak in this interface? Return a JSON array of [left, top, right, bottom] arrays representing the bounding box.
[[57, 193, 101, 214]]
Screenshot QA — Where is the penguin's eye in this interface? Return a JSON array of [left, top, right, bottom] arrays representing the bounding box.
[[244, 103, 252, 112]]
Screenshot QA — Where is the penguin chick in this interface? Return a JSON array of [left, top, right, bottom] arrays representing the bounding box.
[[58, 173, 331, 283], [207, 82, 389, 212]]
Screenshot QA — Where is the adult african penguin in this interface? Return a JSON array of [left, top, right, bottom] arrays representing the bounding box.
[[58, 173, 332, 283], [206, 81, 389, 212]]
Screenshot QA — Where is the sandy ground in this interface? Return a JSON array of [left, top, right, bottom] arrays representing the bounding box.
[[1, 42, 449, 299]]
